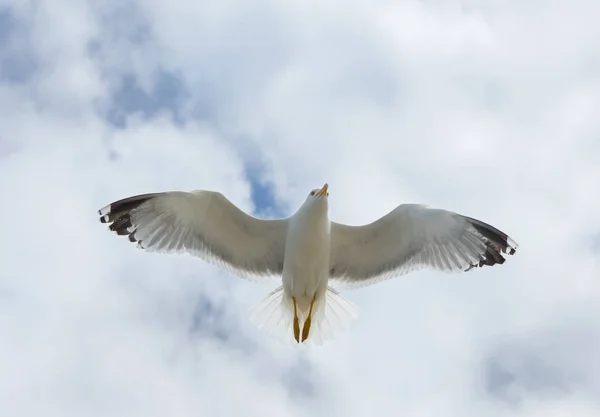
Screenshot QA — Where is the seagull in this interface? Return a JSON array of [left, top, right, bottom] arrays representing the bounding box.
[[98, 183, 517, 345]]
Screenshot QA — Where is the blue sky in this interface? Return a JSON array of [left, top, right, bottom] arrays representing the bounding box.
[[1, 1, 600, 416]]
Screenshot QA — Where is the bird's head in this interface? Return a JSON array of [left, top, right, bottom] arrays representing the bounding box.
[[308, 183, 329, 200], [301, 183, 329, 209], [297, 183, 329, 217], [294, 183, 329, 219]]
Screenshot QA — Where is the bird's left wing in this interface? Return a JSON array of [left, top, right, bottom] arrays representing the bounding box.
[[329, 204, 517, 288], [99, 190, 289, 281]]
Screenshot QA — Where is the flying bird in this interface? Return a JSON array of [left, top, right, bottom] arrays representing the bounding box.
[[98, 184, 517, 345]]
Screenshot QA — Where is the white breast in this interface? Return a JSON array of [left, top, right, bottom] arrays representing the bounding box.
[[282, 200, 330, 309]]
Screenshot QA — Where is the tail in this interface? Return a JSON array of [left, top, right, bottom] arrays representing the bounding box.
[[249, 286, 359, 346]]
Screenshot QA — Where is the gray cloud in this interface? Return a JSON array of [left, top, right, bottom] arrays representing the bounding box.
[[0, 8, 37, 83], [482, 315, 600, 411], [104, 71, 190, 128]]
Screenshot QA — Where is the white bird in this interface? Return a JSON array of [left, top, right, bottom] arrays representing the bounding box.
[[98, 183, 517, 345]]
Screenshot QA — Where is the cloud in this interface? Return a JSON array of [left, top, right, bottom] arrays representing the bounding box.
[[1, 0, 599, 416], [0, 9, 37, 83]]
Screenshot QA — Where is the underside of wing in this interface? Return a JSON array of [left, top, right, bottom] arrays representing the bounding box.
[[98, 190, 289, 281], [329, 204, 518, 288]]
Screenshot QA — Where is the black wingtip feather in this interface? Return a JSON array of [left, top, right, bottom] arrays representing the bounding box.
[[462, 215, 517, 272], [98, 193, 159, 243], [109, 216, 133, 236]]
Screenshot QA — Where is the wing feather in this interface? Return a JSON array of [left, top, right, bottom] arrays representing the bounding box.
[[329, 204, 517, 288], [99, 190, 289, 281]]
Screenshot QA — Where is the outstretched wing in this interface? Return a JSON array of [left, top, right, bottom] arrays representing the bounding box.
[[98, 190, 289, 281], [329, 204, 517, 288]]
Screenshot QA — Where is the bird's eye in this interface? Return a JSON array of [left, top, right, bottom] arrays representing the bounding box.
[[310, 191, 315, 196]]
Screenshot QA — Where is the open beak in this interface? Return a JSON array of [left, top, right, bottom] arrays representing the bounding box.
[[315, 183, 329, 197]]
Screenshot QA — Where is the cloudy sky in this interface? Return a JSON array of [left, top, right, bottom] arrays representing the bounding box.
[[1, 0, 600, 416]]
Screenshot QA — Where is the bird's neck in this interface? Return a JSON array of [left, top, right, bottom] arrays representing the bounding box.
[[292, 201, 329, 231], [287, 201, 330, 252]]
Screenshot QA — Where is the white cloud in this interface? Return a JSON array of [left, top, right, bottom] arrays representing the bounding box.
[[1, 0, 599, 416]]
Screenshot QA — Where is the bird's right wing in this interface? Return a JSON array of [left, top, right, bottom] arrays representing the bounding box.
[[99, 190, 289, 281], [329, 204, 517, 288]]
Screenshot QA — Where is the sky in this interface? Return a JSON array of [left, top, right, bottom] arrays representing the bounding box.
[[1, 0, 599, 416]]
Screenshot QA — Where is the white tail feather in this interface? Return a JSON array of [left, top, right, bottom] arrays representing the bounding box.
[[249, 286, 359, 346], [249, 286, 296, 345]]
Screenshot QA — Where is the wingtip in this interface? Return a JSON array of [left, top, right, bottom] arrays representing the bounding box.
[[98, 204, 112, 217], [463, 233, 518, 272], [465, 216, 519, 258], [506, 236, 518, 255]]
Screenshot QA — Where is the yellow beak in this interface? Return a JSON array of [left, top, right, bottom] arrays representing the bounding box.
[[315, 183, 329, 197]]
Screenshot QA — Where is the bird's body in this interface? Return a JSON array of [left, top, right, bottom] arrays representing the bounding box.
[[98, 183, 517, 345], [281, 186, 331, 342]]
